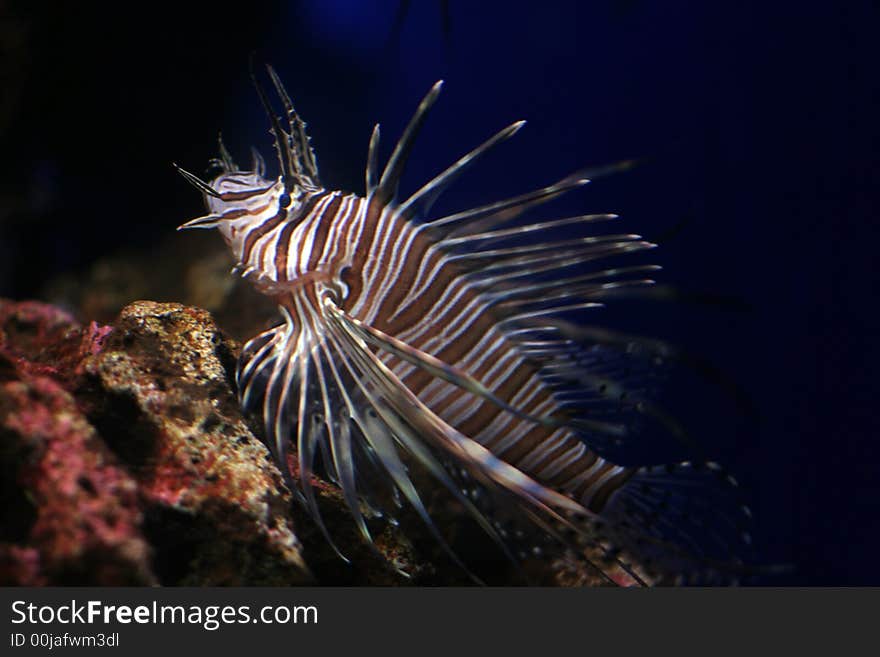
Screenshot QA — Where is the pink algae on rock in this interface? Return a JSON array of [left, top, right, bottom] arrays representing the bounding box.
[[0, 297, 610, 586], [0, 298, 309, 585], [0, 299, 149, 585], [79, 301, 313, 585], [0, 297, 430, 586]]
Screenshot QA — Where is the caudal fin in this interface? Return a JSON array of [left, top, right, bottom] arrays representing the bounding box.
[[595, 460, 759, 584]]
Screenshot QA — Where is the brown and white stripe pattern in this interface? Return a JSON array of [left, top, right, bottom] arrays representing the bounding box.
[[195, 165, 633, 514], [177, 68, 755, 585]]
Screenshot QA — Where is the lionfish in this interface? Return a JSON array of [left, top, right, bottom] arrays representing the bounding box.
[[176, 66, 754, 585]]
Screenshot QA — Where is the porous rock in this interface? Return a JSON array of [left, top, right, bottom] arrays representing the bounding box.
[[0, 301, 151, 585], [80, 301, 313, 585], [0, 297, 610, 586], [0, 298, 425, 585]]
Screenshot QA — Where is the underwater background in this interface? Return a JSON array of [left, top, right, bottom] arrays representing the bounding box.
[[0, 0, 877, 584]]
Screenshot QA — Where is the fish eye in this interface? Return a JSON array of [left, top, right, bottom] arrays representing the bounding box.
[[279, 192, 291, 208]]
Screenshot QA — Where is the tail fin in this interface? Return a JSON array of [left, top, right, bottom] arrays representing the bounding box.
[[596, 460, 757, 584]]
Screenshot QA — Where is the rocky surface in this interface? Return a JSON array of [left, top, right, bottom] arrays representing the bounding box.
[[0, 301, 150, 585], [0, 296, 611, 586], [0, 365, 151, 585], [0, 299, 427, 585]]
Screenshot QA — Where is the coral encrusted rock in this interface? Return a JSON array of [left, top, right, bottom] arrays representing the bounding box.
[[0, 301, 150, 584], [0, 298, 426, 585], [79, 301, 312, 585], [0, 298, 610, 586]]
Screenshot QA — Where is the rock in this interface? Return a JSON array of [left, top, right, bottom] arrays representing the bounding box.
[[0, 297, 613, 586], [0, 300, 109, 387], [79, 301, 314, 585], [0, 353, 152, 585], [0, 300, 149, 585], [0, 298, 426, 586]]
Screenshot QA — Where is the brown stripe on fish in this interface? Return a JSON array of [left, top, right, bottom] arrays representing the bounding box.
[[306, 193, 344, 272]]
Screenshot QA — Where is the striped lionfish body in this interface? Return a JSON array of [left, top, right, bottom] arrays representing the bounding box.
[[177, 67, 754, 585]]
